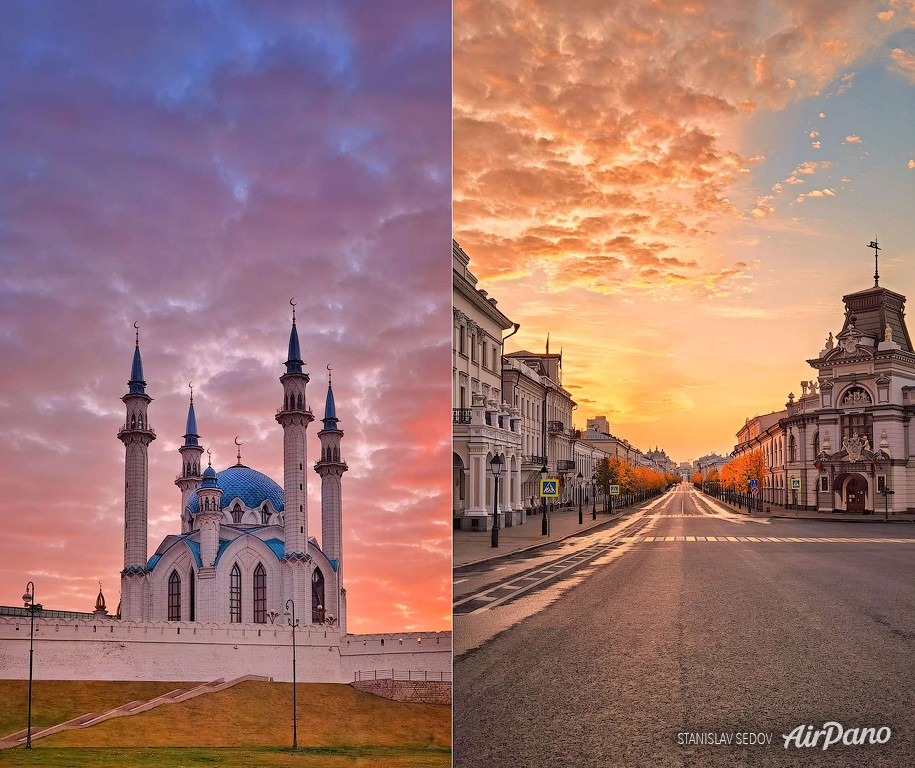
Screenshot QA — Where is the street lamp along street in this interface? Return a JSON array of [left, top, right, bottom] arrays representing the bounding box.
[[490, 454, 504, 548], [540, 464, 549, 536], [577, 471, 583, 525]]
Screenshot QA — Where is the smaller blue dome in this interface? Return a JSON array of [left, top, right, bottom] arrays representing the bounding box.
[[203, 465, 217, 478]]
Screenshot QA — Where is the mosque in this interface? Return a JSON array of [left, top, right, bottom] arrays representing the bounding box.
[[0, 307, 449, 684], [119, 306, 347, 629]]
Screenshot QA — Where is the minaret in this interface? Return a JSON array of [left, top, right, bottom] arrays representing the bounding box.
[[118, 323, 155, 621], [314, 368, 347, 631], [195, 451, 223, 622], [274, 301, 314, 616], [176, 383, 204, 533]]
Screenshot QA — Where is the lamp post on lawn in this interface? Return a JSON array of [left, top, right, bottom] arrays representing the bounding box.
[[22, 582, 41, 749], [540, 464, 549, 536], [577, 471, 583, 524], [284, 599, 299, 750], [490, 454, 504, 547], [591, 474, 597, 520]]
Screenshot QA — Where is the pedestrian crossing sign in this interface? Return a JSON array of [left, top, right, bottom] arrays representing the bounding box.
[[540, 479, 559, 497], [609, 485, 620, 495], [790, 477, 801, 490]]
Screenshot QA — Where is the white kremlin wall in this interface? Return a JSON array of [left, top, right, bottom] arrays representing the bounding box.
[[0, 617, 451, 683]]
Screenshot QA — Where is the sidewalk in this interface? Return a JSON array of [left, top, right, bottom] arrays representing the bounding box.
[[699, 492, 915, 523], [454, 502, 631, 568]]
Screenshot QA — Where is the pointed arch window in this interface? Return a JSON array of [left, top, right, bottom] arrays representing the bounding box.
[[232, 504, 243, 524], [229, 564, 241, 623], [312, 568, 325, 624], [188, 570, 196, 621], [253, 564, 266, 623], [168, 570, 181, 621], [261, 505, 270, 525]]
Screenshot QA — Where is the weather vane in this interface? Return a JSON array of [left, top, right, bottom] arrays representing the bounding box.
[[869, 237, 881, 287]]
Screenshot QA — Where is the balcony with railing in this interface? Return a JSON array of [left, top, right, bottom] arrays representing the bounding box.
[[548, 421, 565, 433], [522, 455, 547, 466], [453, 408, 472, 424], [556, 459, 576, 471]]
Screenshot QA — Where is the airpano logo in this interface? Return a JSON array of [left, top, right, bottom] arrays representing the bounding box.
[[782, 722, 891, 750]]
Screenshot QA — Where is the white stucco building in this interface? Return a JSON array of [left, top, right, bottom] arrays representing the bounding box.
[[729, 264, 915, 517], [120, 311, 347, 629], [452, 241, 523, 530]]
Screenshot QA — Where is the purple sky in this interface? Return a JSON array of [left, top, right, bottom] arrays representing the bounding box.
[[0, 1, 451, 632]]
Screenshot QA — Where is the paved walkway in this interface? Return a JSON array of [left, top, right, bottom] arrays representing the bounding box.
[[454, 501, 630, 568], [699, 492, 915, 522]]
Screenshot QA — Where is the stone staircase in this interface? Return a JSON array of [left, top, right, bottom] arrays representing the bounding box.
[[0, 675, 269, 749]]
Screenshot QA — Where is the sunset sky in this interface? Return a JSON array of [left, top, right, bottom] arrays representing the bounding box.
[[455, 0, 915, 462], [0, 2, 451, 631]]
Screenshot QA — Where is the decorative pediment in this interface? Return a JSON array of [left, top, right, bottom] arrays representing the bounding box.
[[839, 386, 872, 407]]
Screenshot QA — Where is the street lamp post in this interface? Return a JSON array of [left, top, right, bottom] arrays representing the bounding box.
[[591, 474, 597, 520], [540, 464, 549, 536], [577, 471, 583, 524], [490, 454, 504, 548], [284, 599, 299, 750], [22, 582, 42, 749]]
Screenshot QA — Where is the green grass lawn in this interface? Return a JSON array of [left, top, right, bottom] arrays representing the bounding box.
[[0, 680, 451, 766], [0, 681, 196, 739], [0, 746, 452, 767]]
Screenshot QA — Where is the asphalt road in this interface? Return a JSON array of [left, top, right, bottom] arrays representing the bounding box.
[[453, 484, 915, 767]]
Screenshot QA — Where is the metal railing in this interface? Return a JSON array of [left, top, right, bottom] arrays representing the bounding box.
[[522, 455, 546, 466], [547, 421, 565, 433], [452, 408, 472, 424], [354, 669, 452, 682], [557, 459, 575, 471]]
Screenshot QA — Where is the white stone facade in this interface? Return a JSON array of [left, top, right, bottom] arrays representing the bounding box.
[[0, 312, 451, 683], [733, 277, 915, 516], [453, 241, 524, 530]]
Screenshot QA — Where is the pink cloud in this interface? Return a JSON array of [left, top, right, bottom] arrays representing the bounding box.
[[0, 3, 451, 632]]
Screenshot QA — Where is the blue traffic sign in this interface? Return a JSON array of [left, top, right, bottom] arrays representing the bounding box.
[[540, 479, 559, 497], [750, 479, 759, 489]]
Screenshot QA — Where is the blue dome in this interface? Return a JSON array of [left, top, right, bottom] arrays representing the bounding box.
[[189, 465, 284, 515]]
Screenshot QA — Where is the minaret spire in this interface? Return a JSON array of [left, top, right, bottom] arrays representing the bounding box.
[[276, 301, 314, 619], [869, 237, 881, 287], [177, 381, 204, 533], [119, 323, 155, 621], [286, 298, 304, 374], [315, 364, 347, 631]]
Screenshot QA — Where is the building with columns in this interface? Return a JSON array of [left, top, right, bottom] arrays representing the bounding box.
[[726, 256, 915, 517], [121, 309, 348, 630], [453, 241, 523, 530]]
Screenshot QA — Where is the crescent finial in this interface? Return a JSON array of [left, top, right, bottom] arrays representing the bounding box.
[[326, 363, 332, 386], [234, 436, 242, 465], [206, 448, 212, 467], [234, 435, 242, 446], [188, 381, 194, 403], [289, 298, 297, 325], [133, 321, 140, 346]]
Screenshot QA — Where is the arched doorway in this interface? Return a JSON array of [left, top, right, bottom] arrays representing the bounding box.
[[844, 474, 868, 512], [453, 453, 466, 528]]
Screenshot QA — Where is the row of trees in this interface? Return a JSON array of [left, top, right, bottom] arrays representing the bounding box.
[[595, 456, 681, 495], [694, 450, 768, 491]]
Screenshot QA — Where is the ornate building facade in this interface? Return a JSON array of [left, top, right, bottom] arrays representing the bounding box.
[[120, 310, 348, 629]]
